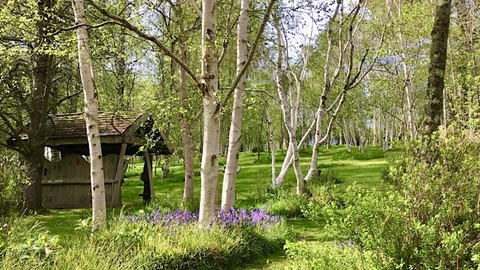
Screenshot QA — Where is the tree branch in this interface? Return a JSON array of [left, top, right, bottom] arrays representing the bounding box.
[[0, 112, 27, 154], [0, 141, 20, 152], [188, 0, 202, 18], [221, 0, 276, 106], [47, 90, 83, 113], [245, 89, 279, 102], [88, 0, 200, 87], [47, 21, 115, 37]]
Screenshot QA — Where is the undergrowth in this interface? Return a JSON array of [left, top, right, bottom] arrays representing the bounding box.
[[0, 207, 290, 270]]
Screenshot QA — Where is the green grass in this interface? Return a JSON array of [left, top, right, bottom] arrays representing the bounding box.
[[4, 144, 397, 268]]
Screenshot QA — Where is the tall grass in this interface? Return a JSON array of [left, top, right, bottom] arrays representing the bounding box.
[[1, 207, 290, 270]]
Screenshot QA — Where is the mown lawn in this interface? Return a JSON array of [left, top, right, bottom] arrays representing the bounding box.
[[14, 145, 398, 267]]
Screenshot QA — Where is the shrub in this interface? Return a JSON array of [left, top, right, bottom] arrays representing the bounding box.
[[121, 207, 288, 269], [283, 240, 381, 270], [0, 151, 26, 214], [311, 169, 344, 185], [259, 182, 311, 218], [252, 155, 272, 164], [300, 185, 346, 222], [329, 127, 480, 269], [266, 195, 309, 218]]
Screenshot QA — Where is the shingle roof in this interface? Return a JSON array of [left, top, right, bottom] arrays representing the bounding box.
[[45, 111, 144, 139]]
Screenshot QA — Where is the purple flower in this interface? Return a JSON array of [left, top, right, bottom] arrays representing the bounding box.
[[125, 206, 281, 229]]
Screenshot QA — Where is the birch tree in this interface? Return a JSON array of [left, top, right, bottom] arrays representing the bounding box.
[[89, 0, 274, 224], [73, 0, 107, 229], [221, 0, 250, 210], [303, 0, 378, 182], [268, 0, 383, 191], [198, 0, 220, 225], [271, 15, 307, 194]]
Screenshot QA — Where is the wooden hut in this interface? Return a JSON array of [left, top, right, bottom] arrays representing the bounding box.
[[11, 112, 170, 208]]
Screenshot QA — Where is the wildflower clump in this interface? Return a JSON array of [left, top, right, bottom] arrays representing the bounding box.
[[125, 206, 281, 228], [117, 206, 288, 269], [216, 207, 281, 228]]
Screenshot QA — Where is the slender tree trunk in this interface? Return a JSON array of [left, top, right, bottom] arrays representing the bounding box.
[[199, 0, 220, 226], [383, 124, 389, 152], [271, 19, 293, 188], [303, 3, 343, 182], [266, 106, 276, 185], [372, 109, 377, 146], [176, 4, 195, 202], [303, 0, 369, 183], [274, 144, 293, 187], [402, 60, 417, 139], [271, 19, 304, 194], [343, 118, 352, 152], [73, 0, 106, 230], [257, 116, 264, 160], [221, 0, 250, 210], [423, 0, 451, 136]]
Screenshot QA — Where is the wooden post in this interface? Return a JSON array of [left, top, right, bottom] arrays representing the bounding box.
[[111, 143, 127, 206], [144, 150, 154, 200]]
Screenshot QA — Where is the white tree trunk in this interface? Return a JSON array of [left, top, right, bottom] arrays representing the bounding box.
[[273, 144, 293, 187], [271, 20, 304, 194], [303, 4, 342, 182], [402, 59, 417, 140], [199, 0, 220, 226], [221, 0, 250, 210], [266, 106, 276, 185], [73, 0, 106, 230]]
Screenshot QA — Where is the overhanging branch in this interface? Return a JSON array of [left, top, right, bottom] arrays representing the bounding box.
[[88, 0, 200, 87]]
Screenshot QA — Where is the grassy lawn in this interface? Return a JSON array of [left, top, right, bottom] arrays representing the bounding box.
[[10, 145, 396, 267]]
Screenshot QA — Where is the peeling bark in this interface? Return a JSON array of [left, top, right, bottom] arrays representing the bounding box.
[[221, 0, 250, 210], [73, 0, 107, 230], [198, 0, 220, 226]]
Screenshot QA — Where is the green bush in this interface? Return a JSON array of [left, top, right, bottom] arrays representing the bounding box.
[[300, 185, 346, 222], [261, 185, 310, 218], [283, 240, 381, 270], [329, 127, 480, 269], [0, 151, 26, 215], [313, 169, 344, 185], [252, 154, 272, 164], [266, 195, 309, 218]]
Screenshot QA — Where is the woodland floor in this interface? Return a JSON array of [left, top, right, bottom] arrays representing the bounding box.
[[21, 145, 398, 269]]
